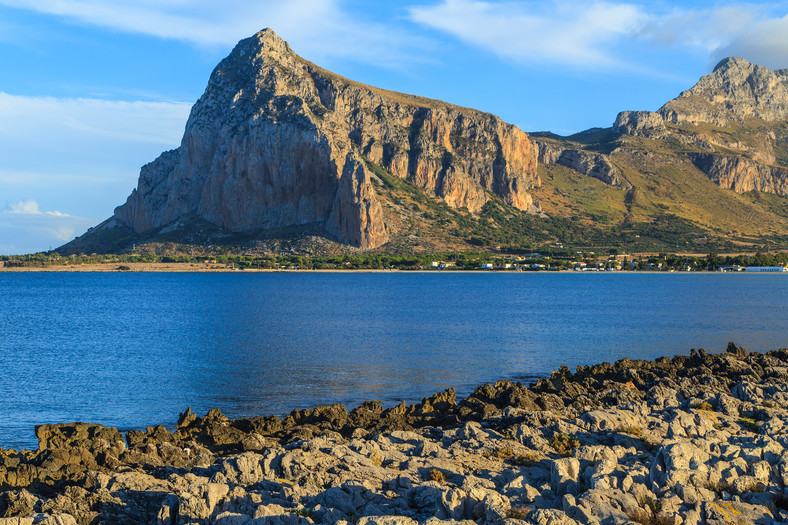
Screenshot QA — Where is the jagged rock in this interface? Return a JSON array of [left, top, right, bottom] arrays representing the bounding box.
[[534, 140, 630, 188], [356, 517, 417, 525], [5, 345, 788, 524], [702, 500, 774, 524], [109, 28, 539, 249], [660, 57, 788, 125], [550, 458, 580, 496], [613, 111, 667, 138], [34, 424, 124, 453], [690, 153, 788, 196], [526, 508, 580, 525]]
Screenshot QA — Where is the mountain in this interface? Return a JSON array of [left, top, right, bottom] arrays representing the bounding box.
[[529, 56, 788, 250], [60, 33, 788, 256], [64, 29, 538, 253]]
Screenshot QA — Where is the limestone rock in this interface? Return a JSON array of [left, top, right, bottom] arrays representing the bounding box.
[[534, 140, 629, 188], [113, 28, 540, 249], [660, 57, 788, 125], [34, 423, 125, 453], [613, 111, 667, 138], [691, 153, 788, 196]]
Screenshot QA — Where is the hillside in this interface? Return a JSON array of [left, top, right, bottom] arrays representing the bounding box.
[[59, 34, 788, 256]]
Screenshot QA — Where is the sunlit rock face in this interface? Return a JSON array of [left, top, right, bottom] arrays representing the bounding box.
[[659, 57, 788, 126], [114, 29, 540, 249]]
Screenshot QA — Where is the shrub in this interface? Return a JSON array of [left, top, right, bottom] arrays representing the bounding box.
[[429, 469, 446, 483], [738, 417, 759, 432], [619, 426, 644, 437], [513, 452, 542, 467], [484, 446, 514, 460], [705, 479, 765, 496], [549, 433, 580, 456], [691, 401, 713, 411]]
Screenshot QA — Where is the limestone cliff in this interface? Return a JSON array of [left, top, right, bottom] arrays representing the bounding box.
[[603, 58, 788, 197], [613, 111, 666, 139], [534, 140, 630, 189], [113, 29, 539, 249], [690, 154, 788, 195], [659, 57, 788, 126]]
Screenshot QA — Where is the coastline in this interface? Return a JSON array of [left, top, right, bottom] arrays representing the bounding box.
[[0, 262, 784, 274], [2, 343, 788, 524], [0, 263, 402, 273]]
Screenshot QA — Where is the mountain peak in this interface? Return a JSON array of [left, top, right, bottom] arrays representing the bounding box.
[[712, 56, 754, 74], [103, 28, 539, 251], [660, 56, 788, 125], [246, 27, 290, 54]]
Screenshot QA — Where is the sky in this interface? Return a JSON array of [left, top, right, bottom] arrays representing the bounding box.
[[1, 1, 787, 254]]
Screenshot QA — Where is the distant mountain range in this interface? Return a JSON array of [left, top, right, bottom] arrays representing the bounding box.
[[60, 29, 788, 255]]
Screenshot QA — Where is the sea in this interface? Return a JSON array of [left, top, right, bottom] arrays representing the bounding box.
[[1, 271, 787, 450]]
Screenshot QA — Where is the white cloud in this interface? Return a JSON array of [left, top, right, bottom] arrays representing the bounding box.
[[6, 199, 71, 216], [0, 92, 189, 199], [0, 200, 95, 253], [408, 0, 788, 71], [0, 93, 191, 146], [408, 0, 645, 68], [0, 94, 190, 253], [640, 7, 788, 70], [0, 0, 423, 67]]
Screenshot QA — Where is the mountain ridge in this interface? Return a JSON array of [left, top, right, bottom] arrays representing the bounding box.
[[59, 35, 788, 256], [109, 28, 539, 250]]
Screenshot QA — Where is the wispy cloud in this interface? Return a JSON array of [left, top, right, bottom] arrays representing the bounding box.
[[0, 93, 191, 253], [638, 5, 788, 70], [0, 92, 189, 194], [408, 0, 788, 71], [0, 0, 424, 67], [6, 199, 68, 216], [409, 0, 644, 69], [0, 92, 191, 146], [0, 200, 94, 253]]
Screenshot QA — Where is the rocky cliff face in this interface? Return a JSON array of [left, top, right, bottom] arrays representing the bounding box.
[[114, 29, 539, 249], [600, 58, 788, 197], [613, 111, 667, 139], [660, 57, 788, 126], [534, 140, 630, 188], [691, 153, 788, 195]]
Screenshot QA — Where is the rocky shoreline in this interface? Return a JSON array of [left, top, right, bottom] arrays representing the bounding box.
[[3, 343, 788, 524]]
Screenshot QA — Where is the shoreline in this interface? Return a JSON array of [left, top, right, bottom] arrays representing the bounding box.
[[2, 343, 788, 524], [1, 262, 785, 274]]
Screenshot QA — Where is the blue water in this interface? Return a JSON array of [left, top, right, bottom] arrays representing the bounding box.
[[1, 272, 787, 450]]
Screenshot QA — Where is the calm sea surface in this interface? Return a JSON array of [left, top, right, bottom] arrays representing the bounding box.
[[1, 272, 787, 449]]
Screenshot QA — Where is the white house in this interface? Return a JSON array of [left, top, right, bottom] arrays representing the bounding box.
[[746, 266, 788, 272]]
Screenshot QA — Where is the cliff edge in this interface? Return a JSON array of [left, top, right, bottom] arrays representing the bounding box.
[[112, 29, 539, 249]]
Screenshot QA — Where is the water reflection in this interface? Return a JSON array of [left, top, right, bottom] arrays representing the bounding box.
[[0, 272, 786, 449]]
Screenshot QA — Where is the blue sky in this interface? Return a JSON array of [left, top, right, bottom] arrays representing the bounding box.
[[1, 0, 787, 254]]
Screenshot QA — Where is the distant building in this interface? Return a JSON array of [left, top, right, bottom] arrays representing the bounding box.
[[745, 266, 788, 272], [432, 261, 455, 269], [480, 263, 494, 270]]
